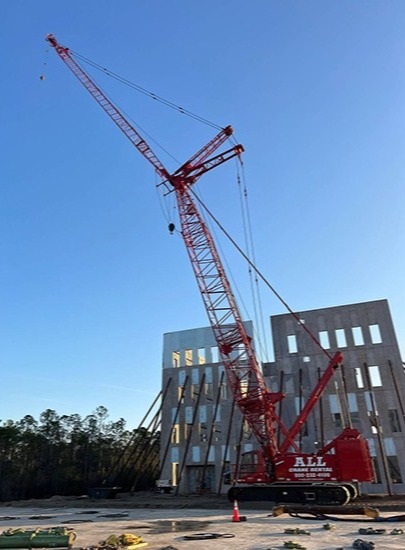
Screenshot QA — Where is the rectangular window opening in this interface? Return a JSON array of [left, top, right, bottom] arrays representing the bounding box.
[[171, 425, 180, 444], [197, 348, 206, 364], [335, 328, 347, 348], [211, 346, 219, 362], [172, 351, 180, 368], [352, 326, 364, 346], [369, 365, 383, 387], [369, 324, 382, 344], [332, 412, 343, 428], [192, 446, 201, 463], [185, 349, 193, 366], [347, 393, 359, 412], [319, 331, 330, 349], [350, 411, 360, 424], [205, 382, 213, 400], [387, 456, 403, 484], [389, 409, 402, 433], [371, 457, 382, 484], [355, 367, 364, 389], [287, 334, 297, 354], [177, 386, 185, 403]]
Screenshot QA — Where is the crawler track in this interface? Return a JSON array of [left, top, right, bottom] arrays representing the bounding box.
[[228, 483, 352, 505]]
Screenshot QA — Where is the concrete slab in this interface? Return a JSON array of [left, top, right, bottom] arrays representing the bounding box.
[[1, 506, 405, 550]]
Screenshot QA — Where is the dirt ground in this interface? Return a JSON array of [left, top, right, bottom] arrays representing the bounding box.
[[2, 493, 405, 550]]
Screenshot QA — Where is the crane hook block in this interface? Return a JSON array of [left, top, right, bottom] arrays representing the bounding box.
[[168, 223, 175, 234]]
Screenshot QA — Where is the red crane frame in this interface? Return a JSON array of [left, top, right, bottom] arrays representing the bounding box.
[[46, 35, 373, 486]]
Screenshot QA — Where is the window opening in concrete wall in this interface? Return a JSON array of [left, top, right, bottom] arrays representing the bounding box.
[[242, 420, 252, 440], [185, 406, 193, 424], [384, 437, 396, 455], [352, 326, 364, 346], [348, 394, 360, 423], [191, 384, 199, 401], [389, 409, 402, 433], [364, 391, 373, 411], [369, 365, 382, 387], [198, 348, 206, 364], [211, 346, 219, 362], [199, 405, 207, 423], [208, 447, 215, 462], [220, 381, 227, 400], [328, 394, 340, 413], [369, 324, 382, 344], [172, 351, 180, 368], [205, 366, 213, 383], [329, 394, 342, 428], [295, 396, 308, 435], [335, 329, 347, 347], [171, 407, 178, 423], [221, 446, 230, 461], [347, 393, 359, 412], [171, 424, 180, 444], [192, 368, 199, 384], [171, 462, 178, 486], [199, 423, 207, 442], [205, 382, 213, 400], [240, 379, 249, 398], [332, 413, 343, 428], [303, 356, 311, 363], [355, 367, 364, 388], [185, 349, 193, 366], [387, 456, 403, 483], [177, 386, 185, 403], [171, 448, 179, 463], [371, 458, 382, 483], [319, 331, 330, 349], [287, 334, 297, 353], [350, 411, 360, 424], [367, 438, 377, 456], [184, 424, 192, 440], [192, 446, 200, 462], [214, 422, 222, 442]]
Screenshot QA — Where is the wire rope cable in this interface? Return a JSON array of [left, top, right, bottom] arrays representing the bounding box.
[[190, 188, 333, 360], [70, 50, 223, 131], [236, 162, 270, 362], [58, 43, 329, 359]]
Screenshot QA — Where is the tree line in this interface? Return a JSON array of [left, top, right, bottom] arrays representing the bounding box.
[[0, 406, 160, 501]]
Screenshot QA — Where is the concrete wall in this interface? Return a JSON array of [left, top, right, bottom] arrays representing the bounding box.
[[159, 299, 405, 496], [160, 323, 255, 495], [267, 299, 405, 495]]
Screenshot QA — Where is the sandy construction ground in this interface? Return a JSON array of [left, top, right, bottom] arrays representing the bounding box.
[[1, 503, 405, 550]]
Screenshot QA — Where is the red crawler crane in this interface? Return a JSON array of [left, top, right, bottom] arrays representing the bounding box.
[[47, 34, 374, 504]]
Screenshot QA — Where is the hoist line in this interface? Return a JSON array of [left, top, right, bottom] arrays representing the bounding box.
[[66, 50, 181, 167], [190, 189, 333, 361], [70, 50, 223, 131], [238, 163, 270, 362], [236, 167, 265, 361]]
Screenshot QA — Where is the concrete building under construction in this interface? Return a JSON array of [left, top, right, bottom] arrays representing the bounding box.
[[159, 299, 405, 496]]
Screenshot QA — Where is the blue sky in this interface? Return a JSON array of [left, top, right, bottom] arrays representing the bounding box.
[[1, 1, 404, 429]]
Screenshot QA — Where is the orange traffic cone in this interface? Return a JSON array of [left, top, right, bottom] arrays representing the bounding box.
[[232, 499, 240, 522]]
